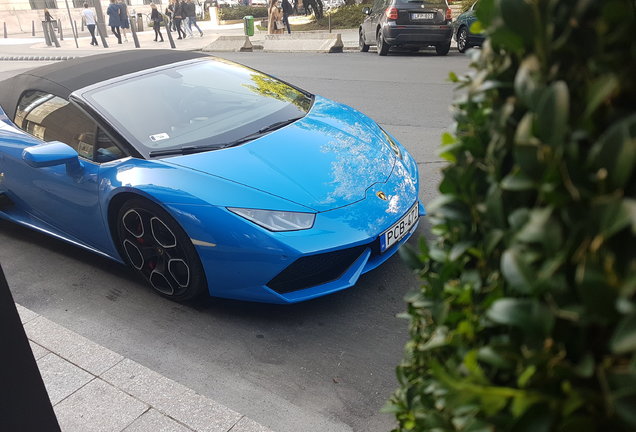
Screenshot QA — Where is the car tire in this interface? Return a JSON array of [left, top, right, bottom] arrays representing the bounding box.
[[435, 41, 451, 56], [359, 29, 370, 52], [377, 31, 389, 56], [116, 198, 207, 302], [457, 26, 469, 53]]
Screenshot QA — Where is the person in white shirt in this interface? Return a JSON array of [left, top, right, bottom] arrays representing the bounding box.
[[81, 3, 98, 46]]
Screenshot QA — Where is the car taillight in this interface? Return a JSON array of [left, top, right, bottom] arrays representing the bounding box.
[[385, 7, 398, 20], [445, 7, 452, 20]]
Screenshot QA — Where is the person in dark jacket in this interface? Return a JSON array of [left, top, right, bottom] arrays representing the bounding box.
[[44, 9, 54, 21], [172, 0, 187, 39], [106, 0, 122, 44], [118, 0, 130, 42], [281, 0, 292, 33], [185, 0, 203, 37], [150, 3, 164, 41]]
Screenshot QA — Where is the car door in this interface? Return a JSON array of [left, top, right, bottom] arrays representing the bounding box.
[[4, 90, 124, 251], [363, 0, 389, 43]]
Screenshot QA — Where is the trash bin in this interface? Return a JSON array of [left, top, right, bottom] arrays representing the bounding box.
[[243, 15, 254, 36]]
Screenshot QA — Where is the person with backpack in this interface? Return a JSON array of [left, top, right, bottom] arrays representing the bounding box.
[[150, 3, 164, 41]]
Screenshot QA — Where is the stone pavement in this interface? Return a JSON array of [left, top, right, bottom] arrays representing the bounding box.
[[16, 303, 273, 432]]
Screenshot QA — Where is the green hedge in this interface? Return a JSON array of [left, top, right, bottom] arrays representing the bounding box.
[[388, 0, 636, 431], [218, 5, 268, 20]]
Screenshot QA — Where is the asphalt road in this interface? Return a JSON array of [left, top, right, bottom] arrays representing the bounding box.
[[0, 50, 470, 432]]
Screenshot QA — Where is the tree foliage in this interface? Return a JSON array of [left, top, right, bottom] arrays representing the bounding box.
[[387, 0, 636, 430]]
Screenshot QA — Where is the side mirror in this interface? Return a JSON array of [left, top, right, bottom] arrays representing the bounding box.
[[22, 141, 83, 175], [362, 6, 370, 14]]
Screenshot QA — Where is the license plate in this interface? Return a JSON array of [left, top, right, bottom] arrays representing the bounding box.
[[411, 12, 434, 20], [380, 204, 419, 252]]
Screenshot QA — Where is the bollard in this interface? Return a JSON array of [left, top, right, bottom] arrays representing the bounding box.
[[58, 19, 63, 40], [164, 21, 176, 49], [96, 22, 108, 48], [48, 21, 60, 47], [130, 18, 140, 48], [41, 21, 52, 45], [81, 19, 84, 32], [32, 20, 35, 36], [3, 22, 7, 38]]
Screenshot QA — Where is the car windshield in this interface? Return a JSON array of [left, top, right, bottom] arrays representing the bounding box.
[[81, 58, 313, 158]]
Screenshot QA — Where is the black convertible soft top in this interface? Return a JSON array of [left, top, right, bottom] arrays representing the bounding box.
[[0, 50, 209, 119]]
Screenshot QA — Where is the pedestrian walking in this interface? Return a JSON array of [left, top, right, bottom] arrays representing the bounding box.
[[44, 8, 54, 22], [281, 0, 292, 34], [185, 0, 204, 37], [81, 3, 98, 46], [165, 1, 174, 30], [107, 0, 123, 43], [150, 3, 164, 41], [173, 0, 187, 39], [267, 0, 284, 34], [118, 0, 130, 42]]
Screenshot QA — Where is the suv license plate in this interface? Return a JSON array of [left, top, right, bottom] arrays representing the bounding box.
[[380, 204, 419, 252], [412, 12, 434, 20]]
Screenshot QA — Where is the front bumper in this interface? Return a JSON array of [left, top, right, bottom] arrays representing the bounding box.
[[169, 149, 424, 304]]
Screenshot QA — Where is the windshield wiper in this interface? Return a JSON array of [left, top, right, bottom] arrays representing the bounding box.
[[257, 117, 303, 134], [148, 117, 303, 158]]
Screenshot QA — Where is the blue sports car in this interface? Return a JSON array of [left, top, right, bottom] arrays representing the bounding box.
[[0, 50, 424, 303]]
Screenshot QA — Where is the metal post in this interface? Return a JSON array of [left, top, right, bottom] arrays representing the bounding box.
[[57, 19, 63, 40], [3, 22, 7, 38], [48, 22, 60, 47], [32, 20, 36, 36], [328, 14, 331, 33], [42, 21, 52, 45], [81, 18, 84, 32], [91, 0, 106, 34], [130, 17, 140, 48], [165, 21, 176, 48], [95, 22, 108, 47], [64, 0, 79, 47]]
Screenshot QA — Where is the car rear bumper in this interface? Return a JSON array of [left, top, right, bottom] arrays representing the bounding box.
[[383, 24, 452, 46]]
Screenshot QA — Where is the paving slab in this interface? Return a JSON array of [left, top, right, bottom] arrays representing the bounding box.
[[123, 408, 194, 432], [230, 417, 275, 432], [29, 340, 50, 360], [102, 358, 242, 432], [37, 353, 94, 405], [24, 315, 124, 375], [15, 302, 39, 323], [54, 378, 149, 432]]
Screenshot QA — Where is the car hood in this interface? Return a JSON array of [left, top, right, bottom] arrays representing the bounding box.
[[162, 97, 396, 212]]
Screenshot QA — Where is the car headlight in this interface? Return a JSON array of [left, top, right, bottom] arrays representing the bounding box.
[[380, 128, 402, 160], [227, 208, 315, 232]]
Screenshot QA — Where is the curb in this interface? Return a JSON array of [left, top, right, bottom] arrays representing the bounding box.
[[0, 55, 78, 61]]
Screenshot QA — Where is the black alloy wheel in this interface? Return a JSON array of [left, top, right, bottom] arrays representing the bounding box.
[[377, 30, 389, 56], [359, 29, 370, 52], [116, 198, 206, 301], [457, 26, 468, 53]]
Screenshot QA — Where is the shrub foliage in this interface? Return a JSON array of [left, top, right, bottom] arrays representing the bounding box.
[[388, 0, 636, 430], [218, 5, 268, 20]]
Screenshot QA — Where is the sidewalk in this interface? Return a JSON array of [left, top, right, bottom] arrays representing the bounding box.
[[0, 18, 360, 59], [16, 303, 273, 432]]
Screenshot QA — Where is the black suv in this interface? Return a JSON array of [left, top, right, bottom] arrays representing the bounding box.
[[359, 0, 452, 56]]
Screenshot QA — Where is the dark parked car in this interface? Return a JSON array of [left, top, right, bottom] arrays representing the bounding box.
[[453, 1, 484, 53], [359, 0, 453, 56]]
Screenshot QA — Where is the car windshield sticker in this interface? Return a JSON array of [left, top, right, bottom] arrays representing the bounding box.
[[150, 133, 170, 141]]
